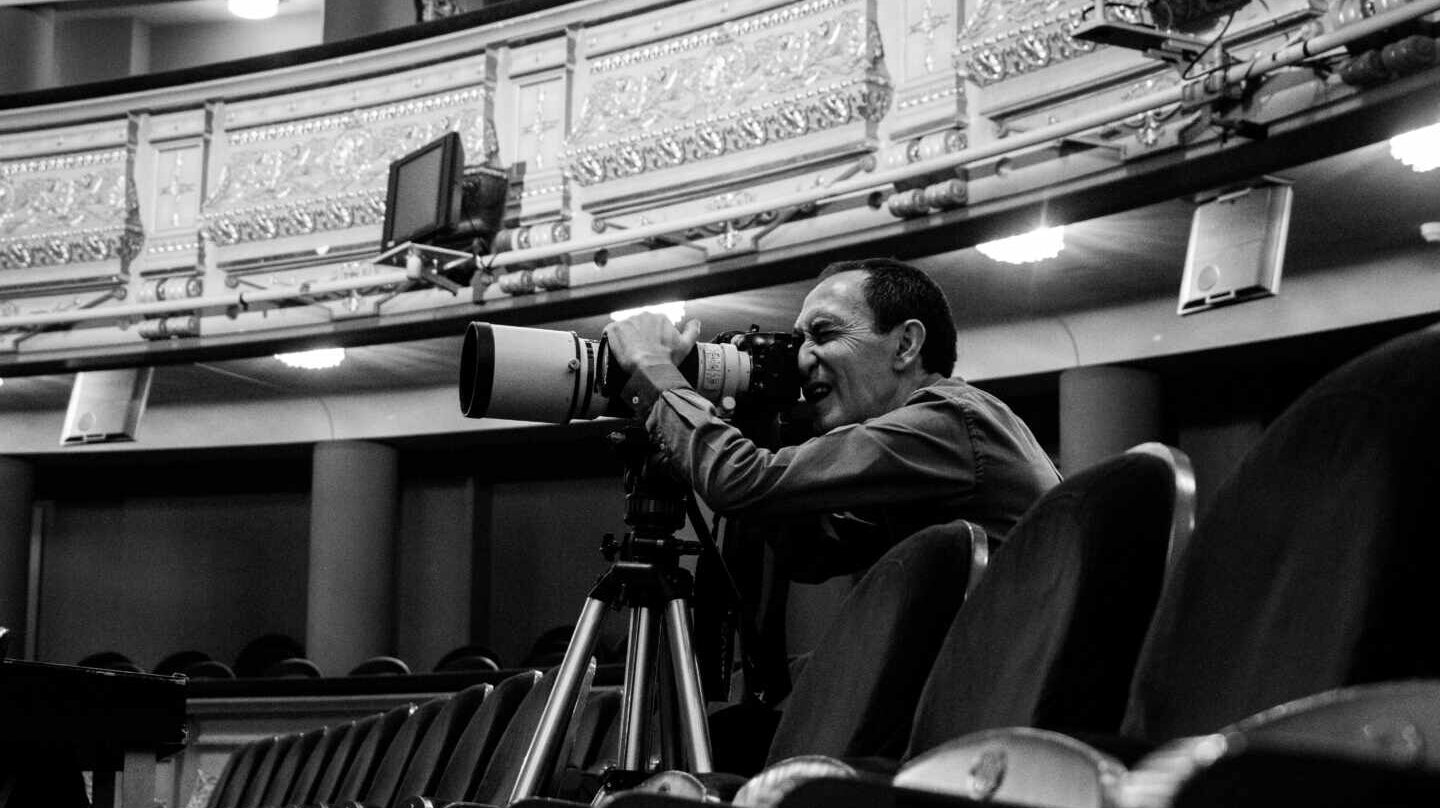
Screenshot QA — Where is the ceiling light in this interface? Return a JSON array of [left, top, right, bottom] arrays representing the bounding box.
[[275, 348, 345, 369], [1390, 121, 1440, 172], [975, 226, 1066, 264], [610, 301, 687, 324], [228, 0, 279, 20]]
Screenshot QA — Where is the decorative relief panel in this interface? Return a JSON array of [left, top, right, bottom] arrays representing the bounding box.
[[563, 0, 892, 209], [0, 148, 137, 273], [505, 33, 573, 228], [202, 88, 498, 252], [886, 0, 966, 138], [956, 0, 1096, 88]]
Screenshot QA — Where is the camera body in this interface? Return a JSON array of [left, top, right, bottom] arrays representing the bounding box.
[[459, 323, 802, 424]]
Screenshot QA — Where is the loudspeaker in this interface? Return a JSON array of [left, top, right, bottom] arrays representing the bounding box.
[[1177, 178, 1293, 315], [60, 368, 154, 446]]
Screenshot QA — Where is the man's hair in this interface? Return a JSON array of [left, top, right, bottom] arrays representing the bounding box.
[[819, 257, 958, 376]]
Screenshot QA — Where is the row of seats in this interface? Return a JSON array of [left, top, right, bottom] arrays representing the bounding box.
[[202, 663, 623, 808], [604, 322, 1440, 805], [78, 644, 507, 679]]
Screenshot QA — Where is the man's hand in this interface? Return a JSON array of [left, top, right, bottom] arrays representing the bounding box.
[[604, 312, 702, 373]]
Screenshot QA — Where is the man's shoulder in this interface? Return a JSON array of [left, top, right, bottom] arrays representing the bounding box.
[[908, 377, 996, 407]]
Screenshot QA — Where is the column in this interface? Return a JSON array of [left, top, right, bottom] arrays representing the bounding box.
[[395, 476, 473, 671], [322, 0, 416, 44], [1059, 366, 1163, 476], [0, 457, 35, 656], [307, 440, 399, 676], [0, 8, 57, 94]]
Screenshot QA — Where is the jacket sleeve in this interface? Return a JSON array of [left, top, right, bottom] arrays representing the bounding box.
[[625, 366, 980, 517]]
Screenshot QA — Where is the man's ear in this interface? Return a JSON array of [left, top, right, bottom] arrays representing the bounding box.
[[893, 319, 927, 371]]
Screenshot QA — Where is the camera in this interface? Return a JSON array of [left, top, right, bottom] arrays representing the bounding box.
[[459, 322, 802, 424]]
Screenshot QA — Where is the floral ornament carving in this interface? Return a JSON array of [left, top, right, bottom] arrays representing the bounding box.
[[955, 0, 1097, 86], [204, 90, 498, 247], [564, 1, 892, 186], [0, 150, 133, 271]]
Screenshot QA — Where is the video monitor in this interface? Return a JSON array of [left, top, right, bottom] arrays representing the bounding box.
[[381, 131, 464, 251]]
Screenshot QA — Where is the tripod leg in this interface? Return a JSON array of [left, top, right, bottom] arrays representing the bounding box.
[[663, 598, 715, 773], [619, 606, 656, 771], [509, 596, 607, 803]]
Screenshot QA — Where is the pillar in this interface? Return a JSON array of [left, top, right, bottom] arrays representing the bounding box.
[[395, 477, 473, 671], [322, 0, 416, 44], [307, 440, 399, 676], [0, 8, 57, 94], [0, 457, 35, 657], [1059, 366, 1163, 476]]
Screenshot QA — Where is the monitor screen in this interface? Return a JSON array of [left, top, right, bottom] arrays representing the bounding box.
[[382, 132, 464, 250]]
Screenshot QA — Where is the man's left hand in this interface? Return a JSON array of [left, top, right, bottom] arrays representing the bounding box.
[[604, 313, 702, 372]]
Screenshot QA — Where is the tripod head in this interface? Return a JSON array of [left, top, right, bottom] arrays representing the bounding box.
[[601, 426, 699, 565]]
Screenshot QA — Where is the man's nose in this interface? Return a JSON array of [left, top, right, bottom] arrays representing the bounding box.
[[796, 342, 816, 376]]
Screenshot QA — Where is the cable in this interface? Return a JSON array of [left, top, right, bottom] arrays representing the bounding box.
[[1182, 11, 1238, 80]]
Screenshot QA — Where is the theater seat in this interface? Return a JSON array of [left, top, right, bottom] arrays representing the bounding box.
[[904, 444, 1194, 757], [763, 518, 989, 765], [468, 663, 592, 806], [279, 723, 351, 808], [236, 732, 297, 808], [339, 697, 447, 808], [209, 736, 275, 808], [318, 703, 416, 807], [264, 657, 324, 678], [400, 670, 541, 808], [1123, 325, 1440, 741], [361, 682, 493, 808], [435, 644, 504, 673], [310, 715, 381, 807], [350, 656, 412, 677], [257, 727, 324, 807]]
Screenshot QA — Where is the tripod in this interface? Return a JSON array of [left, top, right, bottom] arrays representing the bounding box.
[[508, 429, 714, 803]]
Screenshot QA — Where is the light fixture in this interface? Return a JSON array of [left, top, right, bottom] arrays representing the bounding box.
[[228, 0, 279, 20], [610, 301, 687, 324], [275, 348, 346, 369], [1390, 121, 1440, 173], [975, 226, 1066, 264]]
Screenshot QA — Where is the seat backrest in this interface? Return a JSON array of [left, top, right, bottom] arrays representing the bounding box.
[[282, 722, 348, 807], [1123, 326, 1440, 742], [905, 445, 1192, 758], [257, 726, 324, 807], [765, 518, 987, 765], [471, 665, 587, 805], [355, 697, 447, 808], [429, 670, 540, 802], [234, 735, 286, 808], [386, 682, 492, 804], [311, 715, 374, 805], [329, 703, 416, 804], [349, 655, 411, 676], [209, 736, 274, 808]]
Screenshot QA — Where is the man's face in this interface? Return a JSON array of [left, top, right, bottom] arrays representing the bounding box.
[[793, 270, 905, 433]]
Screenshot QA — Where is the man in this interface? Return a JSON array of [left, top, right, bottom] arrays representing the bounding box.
[[605, 258, 1060, 580]]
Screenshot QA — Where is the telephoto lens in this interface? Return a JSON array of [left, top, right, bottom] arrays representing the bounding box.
[[459, 322, 757, 424]]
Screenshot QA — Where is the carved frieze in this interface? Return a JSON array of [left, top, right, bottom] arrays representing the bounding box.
[[956, 0, 1096, 88], [203, 88, 498, 250], [0, 148, 136, 272], [563, 0, 892, 208]]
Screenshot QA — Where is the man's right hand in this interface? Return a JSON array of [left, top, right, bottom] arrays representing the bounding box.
[[604, 313, 702, 373]]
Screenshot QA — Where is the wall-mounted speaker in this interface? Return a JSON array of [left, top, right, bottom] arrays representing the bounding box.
[[60, 368, 155, 446], [1178, 178, 1293, 316]]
